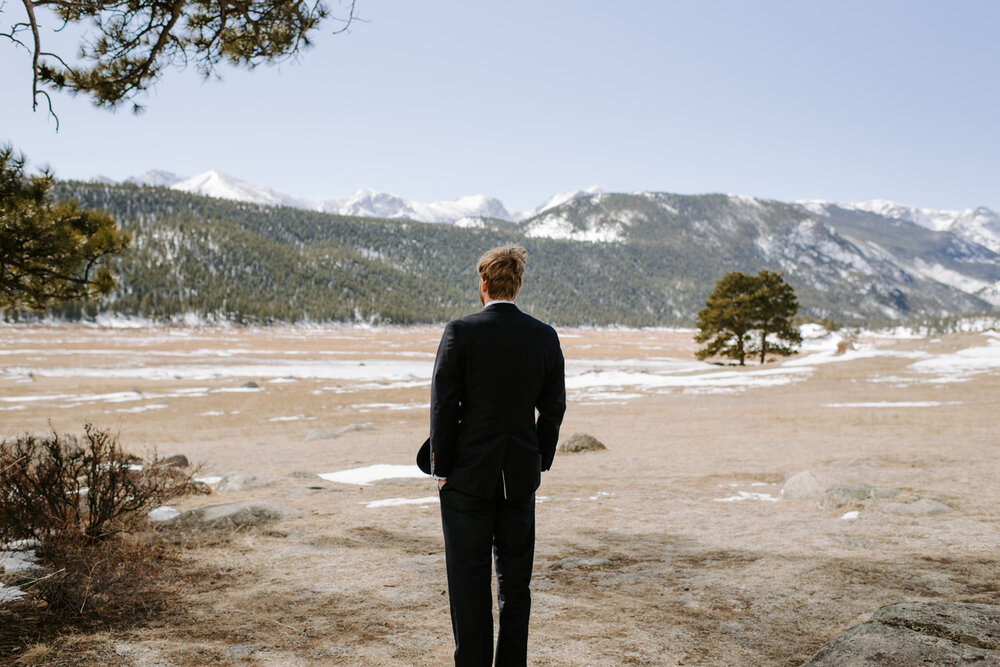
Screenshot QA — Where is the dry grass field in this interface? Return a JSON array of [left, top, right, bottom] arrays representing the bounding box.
[[1, 323, 998, 665]]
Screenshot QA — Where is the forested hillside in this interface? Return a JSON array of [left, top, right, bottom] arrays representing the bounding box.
[[35, 182, 997, 328]]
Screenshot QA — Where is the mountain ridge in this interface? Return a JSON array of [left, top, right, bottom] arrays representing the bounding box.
[[47, 181, 1000, 327], [115, 168, 1000, 253]]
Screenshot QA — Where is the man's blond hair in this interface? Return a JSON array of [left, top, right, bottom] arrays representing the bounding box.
[[477, 246, 527, 301]]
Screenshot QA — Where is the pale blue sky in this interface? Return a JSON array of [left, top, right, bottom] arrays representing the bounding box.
[[2, 0, 998, 212]]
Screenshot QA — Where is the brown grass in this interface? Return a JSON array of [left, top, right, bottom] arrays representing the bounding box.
[[0, 325, 997, 665]]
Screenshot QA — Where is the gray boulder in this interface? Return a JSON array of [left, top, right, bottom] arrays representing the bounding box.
[[801, 601, 1000, 666], [782, 471, 901, 507], [168, 501, 302, 529], [215, 472, 269, 493], [558, 433, 606, 454], [781, 471, 825, 501], [879, 497, 954, 515]]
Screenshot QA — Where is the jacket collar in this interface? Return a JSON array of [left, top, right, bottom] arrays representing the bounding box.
[[484, 302, 519, 312]]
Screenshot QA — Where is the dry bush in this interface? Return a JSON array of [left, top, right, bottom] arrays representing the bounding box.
[[0, 423, 193, 545], [0, 423, 195, 624]]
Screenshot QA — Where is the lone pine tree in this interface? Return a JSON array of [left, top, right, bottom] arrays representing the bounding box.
[[0, 146, 131, 311], [694, 270, 801, 365]]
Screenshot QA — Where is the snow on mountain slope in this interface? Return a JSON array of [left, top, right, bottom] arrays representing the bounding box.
[[534, 186, 604, 214], [848, 199, 960, 231], [126, 170, 185, 187], [950, 207, 1000, 254], [798, 199, 1000, 255], [172, 171, 311, 209], [325, 189, 522, 223]]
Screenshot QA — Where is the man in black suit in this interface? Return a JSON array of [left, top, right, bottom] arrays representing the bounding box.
[[430, 246, 566, 667]]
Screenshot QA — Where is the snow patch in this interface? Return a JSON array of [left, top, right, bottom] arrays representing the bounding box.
[[364, 496, 439, 508], [318, 464, 425, 485]]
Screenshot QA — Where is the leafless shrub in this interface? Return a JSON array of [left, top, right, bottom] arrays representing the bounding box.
[[0, 424, 196, 620], [0, 423, 194, 546]]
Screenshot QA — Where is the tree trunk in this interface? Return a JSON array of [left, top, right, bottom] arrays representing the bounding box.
[[760, 327, 768, 364]]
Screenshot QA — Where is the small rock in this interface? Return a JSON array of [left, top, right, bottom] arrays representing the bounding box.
[[558, 433, 607, 454], [306, 429, 336, 441], [187, 480, 213, 495], [879, 497, 953, 515], [239, 381, 260, 389], [215, 472, 269, 493], [290, 471, 320, 479], [159, 454, 189, 468], [336, 422, 374, 435], [224, 644, 257, 660], [781, 470, 825, 501], [825, 484, 872, 505], [167, 501, 303, 529], [552, 557, 609, 570]]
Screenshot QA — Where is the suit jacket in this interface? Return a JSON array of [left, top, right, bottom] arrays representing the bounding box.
[[429, 302, 566, 500]]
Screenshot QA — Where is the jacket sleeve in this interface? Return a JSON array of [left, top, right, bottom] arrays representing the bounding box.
[[429, 321, 462, 477], [536, 329, 566, 472]]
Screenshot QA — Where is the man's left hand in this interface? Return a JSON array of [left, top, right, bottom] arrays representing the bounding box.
[[437, 478, 447, 490]]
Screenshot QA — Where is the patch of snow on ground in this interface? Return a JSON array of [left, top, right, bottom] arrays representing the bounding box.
[[364, 496, 439, 508], [0, 583, 26, 603], [909, 336, 1000, 382], [824, 401, 961, 408], [348, 401, 428, 413], [319, 464, 425, 485], [1, 549, 41, 572], [14, 359, 433, 382], [194, 475, 223, 485], [148, 506, 181, 522], [841, 511, 860, 520], [268, 415, 316, 422], [713, 491, 780, 503], [116, 403, 168, 413]]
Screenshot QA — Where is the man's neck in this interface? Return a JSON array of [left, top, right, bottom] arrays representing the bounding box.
[[483, 299, 515, 308]]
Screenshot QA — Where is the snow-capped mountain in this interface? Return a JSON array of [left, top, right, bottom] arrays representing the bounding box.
[[126, 170, 185, 188], [321, 189, 524, 223], [800, 199, 1000, 254], [534, 186, 605, 214], [58, 177, 1000, 325], [119, 169, 527, 223], [524, 190, 1000, 319], [119, 170, 1000, 264], [171, 171, 313, 209]]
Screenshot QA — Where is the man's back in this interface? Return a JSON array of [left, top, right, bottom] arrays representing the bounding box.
[[430, 246, 565, 666], [430, 302, 565, 500]]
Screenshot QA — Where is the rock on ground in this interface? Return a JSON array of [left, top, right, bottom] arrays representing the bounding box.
[[558, 433, 607, 453], [158, 454, 189, 468], [782, 471, 901, 507], [801, 601, 1000, 666], [215, 472, 269, 493], [167, 501, 302, 529], [781, 470, 825, 501], [879, 497, 954, 515]]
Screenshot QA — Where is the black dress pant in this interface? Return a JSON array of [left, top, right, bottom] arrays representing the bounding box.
[[439, 478, 535, 667]]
